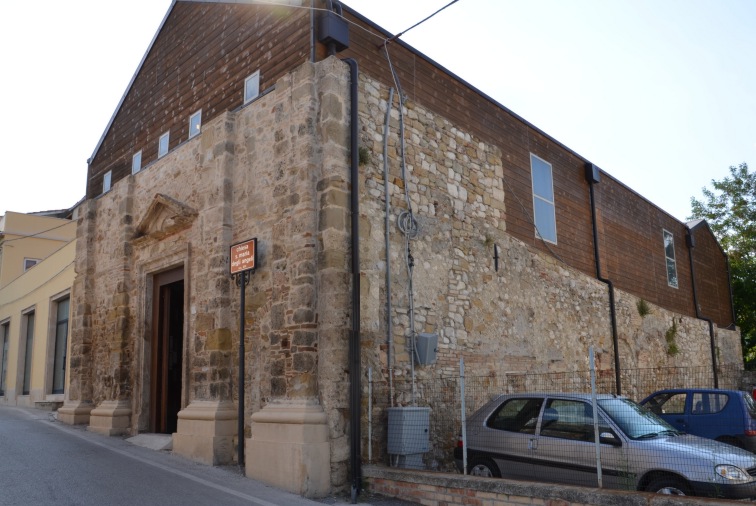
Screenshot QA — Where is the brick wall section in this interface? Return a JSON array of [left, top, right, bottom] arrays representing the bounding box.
[[364, 466, 739, 506]]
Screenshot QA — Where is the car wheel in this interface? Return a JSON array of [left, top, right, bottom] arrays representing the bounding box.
[[467, 457, 501, 478], [716, 436, 745, 449], [646, 476, 692, 495]]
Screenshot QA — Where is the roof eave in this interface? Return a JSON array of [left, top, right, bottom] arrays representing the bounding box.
[[87, 0, 179, 166]]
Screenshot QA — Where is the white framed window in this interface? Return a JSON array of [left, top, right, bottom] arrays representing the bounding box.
[[103, 170, 112, 193], [663, 229, 679, 288], [244, 70, 260, 104], [158, 131, 170, 158], [24, 258, 40, 271], [132, 151, 142, 174], [189, 110, 202, 139], [530, 153, 557, 244]]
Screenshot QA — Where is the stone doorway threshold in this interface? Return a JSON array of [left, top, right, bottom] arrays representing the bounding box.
[[127, 433, 173, 451]]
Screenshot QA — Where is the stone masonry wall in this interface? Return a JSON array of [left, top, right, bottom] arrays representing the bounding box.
[[71, 57, 355, 485], [68, 55, 742, 491], [355, 72, 742, 466]]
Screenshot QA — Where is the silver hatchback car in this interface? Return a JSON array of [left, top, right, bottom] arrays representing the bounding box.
[[454, 393, 756, 498]]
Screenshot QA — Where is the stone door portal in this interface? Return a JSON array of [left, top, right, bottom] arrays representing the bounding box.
[[150, 268, 184, 434]]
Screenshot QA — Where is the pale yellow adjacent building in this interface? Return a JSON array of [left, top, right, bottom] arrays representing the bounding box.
[[0, 211, 77, 408]]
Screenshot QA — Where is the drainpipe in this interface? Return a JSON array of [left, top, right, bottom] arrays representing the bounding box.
[[686, 229, 719, 388], [585, 163, 622, 395], [342, 56, 362, 502]]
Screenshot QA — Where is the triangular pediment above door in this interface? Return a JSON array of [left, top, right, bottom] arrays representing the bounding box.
[[133, 194, 197, 243]]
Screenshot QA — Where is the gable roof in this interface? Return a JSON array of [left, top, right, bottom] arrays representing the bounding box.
[[687, 218, 728, 257], [88, 1, 178, 165]]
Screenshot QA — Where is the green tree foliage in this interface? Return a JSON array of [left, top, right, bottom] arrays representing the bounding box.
[[690, 162, 756, 367]]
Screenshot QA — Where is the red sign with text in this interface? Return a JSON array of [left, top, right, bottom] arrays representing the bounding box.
[[230, 238, 257, 275]]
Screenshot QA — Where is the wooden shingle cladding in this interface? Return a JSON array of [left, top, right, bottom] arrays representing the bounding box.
[[86, 1, 311, 198]]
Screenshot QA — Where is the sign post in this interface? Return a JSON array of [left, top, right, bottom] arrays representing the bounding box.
[[230, 238, 257, 468]]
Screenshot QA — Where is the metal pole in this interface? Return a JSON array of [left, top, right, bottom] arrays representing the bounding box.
[[590, 346, 602, 488], [460, 357, 467, 475], [368, 368, 372, 463], [238, 271, 247, 468]]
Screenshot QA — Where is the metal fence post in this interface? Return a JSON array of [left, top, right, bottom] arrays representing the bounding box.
[[590, 346, 603, 488], [460, 357, 467, 475], [368, 367, 372, 463]]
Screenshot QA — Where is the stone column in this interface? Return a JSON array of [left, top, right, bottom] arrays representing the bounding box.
[[172, 111, 238, 465], [86, 184, 135, 436], [58, 200, 96, 425], [245, 59, 345, 497]]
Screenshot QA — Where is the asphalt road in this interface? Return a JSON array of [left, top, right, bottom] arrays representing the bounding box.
[[0, 405, 416, 506]]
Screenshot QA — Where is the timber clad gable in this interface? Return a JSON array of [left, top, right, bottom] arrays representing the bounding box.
[[74, 0, 739, 497], [87, 2, 312, 198]]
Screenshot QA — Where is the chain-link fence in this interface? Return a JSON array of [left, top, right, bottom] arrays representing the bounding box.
[[364, 361, 754, 496]]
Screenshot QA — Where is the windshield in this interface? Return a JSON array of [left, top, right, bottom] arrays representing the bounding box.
[[598, 398, 679, 439]]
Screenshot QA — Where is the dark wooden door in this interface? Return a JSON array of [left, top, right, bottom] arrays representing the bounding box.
[[150, 268, 184, 434]]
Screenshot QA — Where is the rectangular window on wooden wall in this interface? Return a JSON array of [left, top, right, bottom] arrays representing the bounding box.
[[189, 110, 202, 139], [22, 311, 35, 395], [132, 151, 142, 174], [52, 297, 69, 394], [244, 70, 260, 104], [0, 321, 9, 396], [158, 132, 170, 158], [103, 170, 112, 193], [530, 153, 557, 244], [663, 229, 678, 288]]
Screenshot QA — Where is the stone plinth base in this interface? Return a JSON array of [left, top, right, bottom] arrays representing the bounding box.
[[58, 400, 94, 425], [88, 400, 132, 436], [246, 400, 330, 498], [172, 400, 237, 465]]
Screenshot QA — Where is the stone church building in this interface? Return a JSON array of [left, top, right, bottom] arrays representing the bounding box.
[[58, 0, 741, 498]]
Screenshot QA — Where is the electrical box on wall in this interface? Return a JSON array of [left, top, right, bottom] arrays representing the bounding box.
[[387, 406, 430, 470], [415, 333, 438, 366]]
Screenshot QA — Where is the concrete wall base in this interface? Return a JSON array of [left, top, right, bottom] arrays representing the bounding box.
[[246, 399, 330, 498], [87, 400, 132, 436], [172, 400, 237, 465], [57, 400, 94, 425]]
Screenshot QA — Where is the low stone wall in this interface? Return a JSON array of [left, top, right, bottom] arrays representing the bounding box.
[[364, 465, 741, 506]]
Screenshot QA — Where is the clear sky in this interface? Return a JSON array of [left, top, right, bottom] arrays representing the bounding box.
[[1, 0, 754, 222]]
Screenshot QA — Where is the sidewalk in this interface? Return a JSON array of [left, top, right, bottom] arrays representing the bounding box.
[[8, 405, 417, 506]]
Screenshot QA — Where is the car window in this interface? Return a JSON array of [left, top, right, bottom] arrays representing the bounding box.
[[539, 399, 610, 442], [743, 392, 756, 418], [487, 398, 543, 434], [599, 398, 677, 439], [644, 392, 687, 415], [691, 392, 728, 415]]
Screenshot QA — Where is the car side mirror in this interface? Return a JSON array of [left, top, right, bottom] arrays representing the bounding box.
[[600, 430, 622, 447]]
